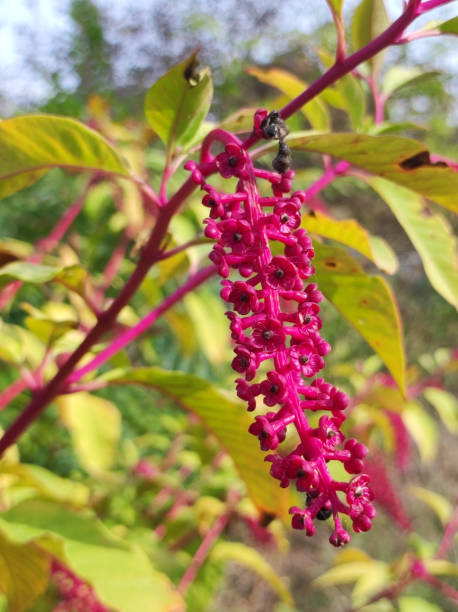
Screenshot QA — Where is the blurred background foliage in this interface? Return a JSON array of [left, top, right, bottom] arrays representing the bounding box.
[[0, 1, 457, 611]]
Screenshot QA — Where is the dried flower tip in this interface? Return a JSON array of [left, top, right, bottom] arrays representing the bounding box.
[[273, 141, 292, 174], [260, 110, 290, 141]]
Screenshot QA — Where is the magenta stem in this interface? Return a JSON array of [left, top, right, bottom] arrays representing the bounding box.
[[68, 264, 216, 384], [0, 378, 28, 412], [304, 160, 350, 201], [436, 502, 458, 559], [177, 510, 231, 595]]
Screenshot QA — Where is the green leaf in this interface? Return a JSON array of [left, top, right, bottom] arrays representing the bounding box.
[[399, 596, 443, 612], [314, 243, 406, 394], [438, 16, 458, 34], [302, 211, 398, 273], [0, 115, 129, 200], [219, 107, 259, 133], [312, 561, 376, 588], [402, 401, 438, 463], [316, 49, 366, 129], [101, 367, 291, 517], [382, 67, 439, 97], [367, 178, 458, 309], [424, 560, 458, 578], [327, 0, 343, 16], [246, 67, 330, 131], [211, 541, 294, 605], [351, 0, 389, 75], [408, 486, 453, 524], [0, 530, 50, 612], [145, 52, 213, 156], [0, 239, 34, 266], [57, 393, 121, 476], [0, 262, 61, 289], [0, 500, 184, 612], [423, 387, 458, 434], [0, 463, 89, 507], [286, 132, 458, 213]]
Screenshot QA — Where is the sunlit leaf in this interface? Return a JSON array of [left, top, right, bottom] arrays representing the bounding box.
[[314, 243, 406, 394], [367, 178, 458, 309], [219, 107, 258, 133], [0, 500, 184, 612], [101, 367, 291, 516], [0, 530, 50, 612], [0, 239, 34, 266], [246, 67, 330, 131], [399, 596, 443, 612], [312, 561, 376, 588], [351, 0, 389, 75], [286, 132, 458, 212], [382, 67, 439, 97], [57, 393, 121, 476], [438, 16, 458, 34], [402, 402, 438, 462], [0, 115, 129, 200], [211, 541, 294, 605], [145, 51, 213, 156], [423, 387, 458, 434], [326, 0, 344, 17], [0, 463, 89, 507], [424, 560, 458, 578], [408, 486, 453, 524], [0, 262, 61, 289], [302, 211, 398, 273]]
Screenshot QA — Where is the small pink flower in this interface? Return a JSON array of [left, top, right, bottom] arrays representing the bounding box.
[[260, 371, 288, 406], [251, 318, 286, 352], [290, 342, 325, 377], [273, 201, 301, 234], [216, 143, 248, 179], [224, 281, 259, 315], [248, 413, 288, 451], [265, 255, 301, 291], [315, 416, 345, 451], [219, 218, 254, 254], [232, 346, 257, 380]]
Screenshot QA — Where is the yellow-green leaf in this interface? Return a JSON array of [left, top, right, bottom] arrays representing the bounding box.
[[286, 132, 458, 212], [402, 402, 438, 463], [399, 596, 443, 612], [0, 115, 129, 200], [382, 67, 439, 97], [0, 530, 50, 612], [145, 52, 213, 156], [351, 0, 389, 75], [439, 16, 458, 34], [57, 393, 121, 475], [211, 541, 294, 605], [367, 178, 458, 309], [0, 500, 184, 612], [312, 561, 375, 588], [102, 367, 291, 517], [246, 67, 330, 131], [302, 211, 398, 273], [326, 0, 344, 17], [408, 487, 453, 524], [424, 560, 458, 578], [0, 262, 61, 289], [423, 387, 458, 434], [314, 243, 406, 394]]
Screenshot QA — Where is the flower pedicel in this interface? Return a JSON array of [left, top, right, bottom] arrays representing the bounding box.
[[187, 109, 375, 546]]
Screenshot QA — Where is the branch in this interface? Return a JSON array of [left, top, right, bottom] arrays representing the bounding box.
[[67, 264, 216, 385]]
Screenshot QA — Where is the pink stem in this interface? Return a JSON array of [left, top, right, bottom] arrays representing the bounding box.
[[436, 502, 458, 559], [177, 511, 231, 595], [67, 264, 216, 384], [0, 185, 193, 455], [0, 378, 28, 412], [304, 160, 350, 201], [418, 0, 455, 12]]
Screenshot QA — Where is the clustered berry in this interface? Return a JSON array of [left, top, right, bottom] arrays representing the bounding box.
[[51, 560, 108, 612], [185, 109, 375, 546]]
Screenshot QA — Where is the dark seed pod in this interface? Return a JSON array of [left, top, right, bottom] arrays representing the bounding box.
[[316, 507, 332, 521], [260, 110, 289, 141], [272, 141, 292, 174]]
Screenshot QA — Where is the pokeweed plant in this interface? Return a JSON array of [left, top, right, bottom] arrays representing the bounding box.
[[0, 0, 457, 610]]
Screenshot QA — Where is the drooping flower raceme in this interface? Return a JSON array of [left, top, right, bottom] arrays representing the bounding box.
[[185, 109, 375, 546]]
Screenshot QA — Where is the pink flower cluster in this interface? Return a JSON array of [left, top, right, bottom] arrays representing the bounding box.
[[51, 560, 109, 612], [185, 109, 375, 546]]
